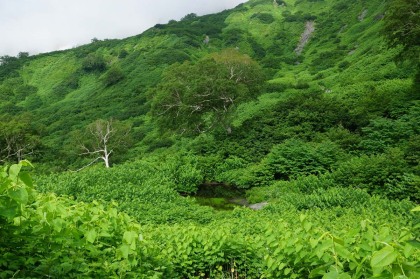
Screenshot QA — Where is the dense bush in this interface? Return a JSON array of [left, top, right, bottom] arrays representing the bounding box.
[[159, 153, 203, 194], [250, 13, 275, 24], [102, 66, 125, 87], [3, 162, 419, 278], [332, 148, 420, 201], [36, 160, 212, 224], [262, 139, 344, 180], [0, 161, 168, 278], [1, 1, 420, 276], [145, 49, 190, 67], [82, 53, 107, 72]]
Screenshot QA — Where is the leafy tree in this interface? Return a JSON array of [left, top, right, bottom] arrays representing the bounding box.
[[102, 66, 124, 87], [181, 13, 198, 21], [150, 49, 264, 134], [82, 53, 107, 72], [17, 52, 29, 58], [118, 49, 129, 58], [383, 0, 419, 58], [0, 55, 23, 81], [72, 119, 131, 169], [383, 0, 420, 93], [0, 114, 41, 163]]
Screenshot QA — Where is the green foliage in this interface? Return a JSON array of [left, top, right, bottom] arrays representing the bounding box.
[[0, 55, 29, 81], [1, 2, 420, 276], [36, 160, 213, 224], [181, 13, 198, 21], [3, 161, 419, 278], [159, 153, 203, 194], [150, 49, 264, 134], [0, 113, 42, 163], [0, 160, 35, 219], [102, 66, 124, 87], [382, 0, 420, 58], [0, 0, 416, 175], [82, 53, 107, 72], [262, 139, 344, 180], [0, 161, 165, 278], [359, 104, 420, 154], [250, 12, 275, 24], [332, 148, 420, 201], [145, 49, 190, 67]]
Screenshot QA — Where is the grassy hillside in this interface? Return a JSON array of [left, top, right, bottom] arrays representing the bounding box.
[[1, 0, 419, 277], [0, 0, 416, 169]]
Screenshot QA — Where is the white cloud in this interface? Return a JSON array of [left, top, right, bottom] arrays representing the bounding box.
[[0, 0, 247, 56]]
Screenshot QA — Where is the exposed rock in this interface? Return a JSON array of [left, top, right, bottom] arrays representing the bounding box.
[[295, 21, 315, 55], [338, 25, 348, 34], [229, 198, 268, 210], [249, 201, 269, 210], [358, 9, 368, 21], [203, 35, 210, 44]]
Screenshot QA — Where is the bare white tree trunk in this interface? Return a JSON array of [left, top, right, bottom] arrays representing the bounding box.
[[79, 119, 116, 169]]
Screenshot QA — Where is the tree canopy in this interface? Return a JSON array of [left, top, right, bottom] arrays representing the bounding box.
[[150, 49, 265, 134], [383, 0, 420, 58]]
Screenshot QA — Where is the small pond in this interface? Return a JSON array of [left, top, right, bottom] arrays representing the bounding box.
[[192, 183, 249, 210]]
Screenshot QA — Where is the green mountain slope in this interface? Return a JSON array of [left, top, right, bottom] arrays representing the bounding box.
[[1, 1, 420, 277], [0, 0, 418, 176]]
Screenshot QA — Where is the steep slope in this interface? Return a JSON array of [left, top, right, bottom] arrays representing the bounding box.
[[2, 2, 419, 277], [0, 0, 417, 171]]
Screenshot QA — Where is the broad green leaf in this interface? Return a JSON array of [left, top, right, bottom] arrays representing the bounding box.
[[8, 187, 28, 204], [309, 264, 330, 278], [323, 270, 339, 279], [85, 229, 97, 243], [19, 172, 33, 188], [0, 204, 18, 219], [120, 244, 130, 258], [310, 238, 319, 248], [304, 221, 312, 232], [371, 246, 398, 268], [123, 230, 137, 244], [19, 160, 33, 168], [52, 218, 64, 232], [323, 270, 351, 279], [410, 206, 420, 212], [332, 236, 344, 246], [8, 164, 22, 180], [406, 239, 420, 249], [335, 243, 356, 262], [266, 257, 274, 269]]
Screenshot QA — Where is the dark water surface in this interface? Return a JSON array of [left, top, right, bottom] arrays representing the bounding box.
[[192, 183, 248, 210]]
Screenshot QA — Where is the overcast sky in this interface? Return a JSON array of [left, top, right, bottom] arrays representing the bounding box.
[[0, 0, 247, 56]]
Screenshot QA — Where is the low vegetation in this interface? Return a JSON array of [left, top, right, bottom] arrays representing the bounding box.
[[1, 0, 419, 277]]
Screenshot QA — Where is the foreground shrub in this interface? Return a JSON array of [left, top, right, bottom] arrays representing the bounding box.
[[36, 160, 212, 224], [0, 161, 165, 278], [2, 162, 419, 278]]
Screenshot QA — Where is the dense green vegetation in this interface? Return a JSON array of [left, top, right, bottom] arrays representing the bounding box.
[[1, 0, 419, 277]]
